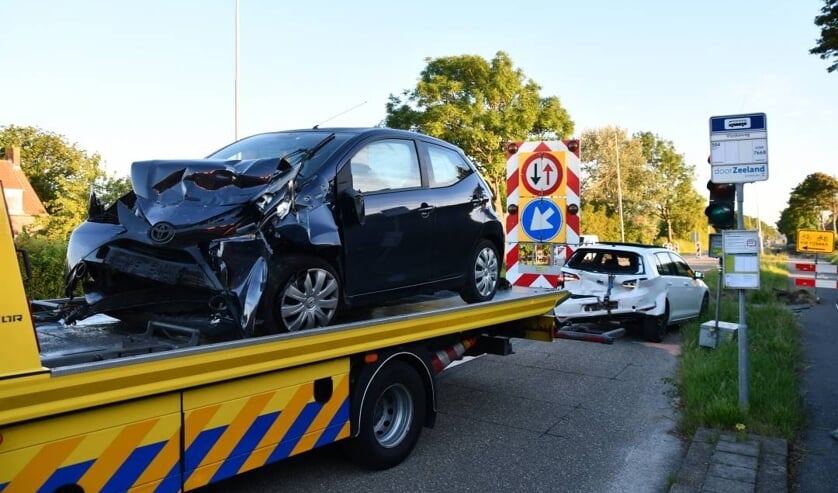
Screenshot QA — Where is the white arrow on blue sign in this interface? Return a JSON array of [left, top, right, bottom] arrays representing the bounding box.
[[521, 199, 563, 242]]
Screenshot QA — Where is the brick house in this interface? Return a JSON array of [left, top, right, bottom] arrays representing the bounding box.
[[0, 147, 48, 235]]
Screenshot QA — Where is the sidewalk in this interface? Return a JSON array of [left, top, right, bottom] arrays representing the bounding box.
[[670, 428, 787, 492], [670, 287, 838, 492]]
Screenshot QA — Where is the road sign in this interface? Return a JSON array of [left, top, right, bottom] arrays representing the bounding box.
[[520, 152, 563, 196], [796, 229, 835, 254], [709, 113, 768, 183], [520, 199, 563, 242]]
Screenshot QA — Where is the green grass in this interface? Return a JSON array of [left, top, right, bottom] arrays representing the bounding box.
[[675, 254, 804, 439]]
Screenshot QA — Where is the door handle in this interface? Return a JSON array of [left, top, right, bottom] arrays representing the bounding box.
[[418, 203, 434, 218]]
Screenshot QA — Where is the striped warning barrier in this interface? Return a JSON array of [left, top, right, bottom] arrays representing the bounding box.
[[792, 262, 838, 289], [504, 140, 581, 288]]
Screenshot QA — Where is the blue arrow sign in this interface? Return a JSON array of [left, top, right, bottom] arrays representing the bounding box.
[[521, 200, 563, 242]]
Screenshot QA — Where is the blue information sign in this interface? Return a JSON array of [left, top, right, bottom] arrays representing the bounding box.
[[521, 199, 563, 242]]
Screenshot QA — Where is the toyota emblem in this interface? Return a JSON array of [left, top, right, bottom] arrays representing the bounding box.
[[149, 222, 175, 244]]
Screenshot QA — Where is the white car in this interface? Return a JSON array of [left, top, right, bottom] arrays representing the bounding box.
[[554, 243, 710, 342]]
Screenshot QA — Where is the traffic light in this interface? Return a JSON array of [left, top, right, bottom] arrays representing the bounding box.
[[705, 181, 736, 230]]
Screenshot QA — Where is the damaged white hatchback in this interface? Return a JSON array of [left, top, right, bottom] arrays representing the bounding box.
[[554, 243, 709, 342]]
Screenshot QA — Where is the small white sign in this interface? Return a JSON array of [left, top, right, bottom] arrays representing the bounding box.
[[722, 230, 761, 290]]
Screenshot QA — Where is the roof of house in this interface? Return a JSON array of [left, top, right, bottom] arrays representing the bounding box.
[[0, 149, 48, 215]]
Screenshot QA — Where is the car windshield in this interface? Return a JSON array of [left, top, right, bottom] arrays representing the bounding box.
[[206, 131, 353, 180], [566, 249, 644, 275]]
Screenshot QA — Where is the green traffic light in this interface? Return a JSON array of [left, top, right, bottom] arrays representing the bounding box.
[[705, 180, 735, 230]]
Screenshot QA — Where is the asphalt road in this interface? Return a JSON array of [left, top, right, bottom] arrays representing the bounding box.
[[791, 273, 838, 492], [200, 330, 685, 493]]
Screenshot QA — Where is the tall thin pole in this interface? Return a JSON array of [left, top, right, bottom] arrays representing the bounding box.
[[235, 0, 240, 141], [736, 182, 749, 410], [615, 134, 625, 242]]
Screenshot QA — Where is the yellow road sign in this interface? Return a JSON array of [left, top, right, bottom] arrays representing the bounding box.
[[796, 229, 835, 254]]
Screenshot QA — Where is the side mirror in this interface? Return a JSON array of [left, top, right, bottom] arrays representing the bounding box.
[[694, 271, 704, 280], [342, 188, 366, 225]]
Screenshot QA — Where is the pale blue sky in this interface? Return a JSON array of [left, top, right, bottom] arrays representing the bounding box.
[[2, 0, 835, 225]]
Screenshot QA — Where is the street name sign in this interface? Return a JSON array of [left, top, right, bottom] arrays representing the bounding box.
[[709, 113, 768, 183]]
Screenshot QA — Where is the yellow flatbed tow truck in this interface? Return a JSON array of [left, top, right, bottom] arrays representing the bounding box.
[[0, 186, 566, 492]]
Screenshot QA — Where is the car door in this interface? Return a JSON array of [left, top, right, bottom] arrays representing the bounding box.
[[668, 253, 704, 318], [339, 138, 433, 297], [420, 142, 489, 280], [654, 251, 688, 320]]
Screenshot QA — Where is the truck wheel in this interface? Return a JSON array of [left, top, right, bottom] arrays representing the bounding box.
[[459, 239, 500, 303], [642, 302, 669, 342], [261, 255, 340, 332], [348, 360, 426, 470]]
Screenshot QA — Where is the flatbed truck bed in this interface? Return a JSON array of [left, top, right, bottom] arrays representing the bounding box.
[[0, 183, 568, 492]]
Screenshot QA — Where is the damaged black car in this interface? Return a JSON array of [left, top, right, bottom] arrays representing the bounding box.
[[65, 128, 504, 336]]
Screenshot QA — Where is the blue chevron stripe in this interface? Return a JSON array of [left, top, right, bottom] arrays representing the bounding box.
[[210, 411, 278, 483]]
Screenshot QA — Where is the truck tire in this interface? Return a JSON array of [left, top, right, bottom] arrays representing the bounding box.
[[260, 255, 340, 332], [348, 360, 426, 470], [642, 302, 669, 342], [459, 239, 500, 303]]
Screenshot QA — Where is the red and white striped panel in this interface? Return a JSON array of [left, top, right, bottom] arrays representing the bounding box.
[[792, 262, 838, 289], [504, 140, 581, 288]]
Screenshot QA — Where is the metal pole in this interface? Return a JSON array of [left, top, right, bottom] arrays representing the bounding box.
[[235, 0, 240, 141], [615, 135, 625, 242], [736, 182, 749, 410]]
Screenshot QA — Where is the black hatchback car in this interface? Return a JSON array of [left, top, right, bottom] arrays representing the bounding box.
[[65, 128, 504, 335]]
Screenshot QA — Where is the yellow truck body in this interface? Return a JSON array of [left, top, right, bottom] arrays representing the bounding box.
[[0, 184, 565, 492]]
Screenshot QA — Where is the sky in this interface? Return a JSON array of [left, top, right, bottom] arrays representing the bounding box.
[[2, 0, 835, 227]]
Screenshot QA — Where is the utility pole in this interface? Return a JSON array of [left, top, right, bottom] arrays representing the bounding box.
[[615, 134, 625, 242], [234, 0, 240, 141]]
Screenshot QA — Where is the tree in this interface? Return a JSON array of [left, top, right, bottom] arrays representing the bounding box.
[[776, 172, 838, 242], [0, 125, 119, 239], [578, 127, 703, 245], [384, 51, 575, 214], [811, 0, 838, 73], [635, 132, 705, 244]]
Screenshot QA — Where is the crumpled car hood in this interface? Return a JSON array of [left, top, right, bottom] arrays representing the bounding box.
[[130, 158, 288, 226]]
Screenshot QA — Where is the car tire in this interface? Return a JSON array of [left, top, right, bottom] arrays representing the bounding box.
[[260, 255, 340, 332], [346, 360, 426, 470], [459, 239, 500, 304], [699, 292, 710, 318], [642, 302, 669, 342]]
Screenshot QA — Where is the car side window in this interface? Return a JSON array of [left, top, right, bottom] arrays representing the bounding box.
[[425, 144, 473, 188], [654, 252, 675, 276], [350, 139, 421, 193], [668, 253, 695, 278]]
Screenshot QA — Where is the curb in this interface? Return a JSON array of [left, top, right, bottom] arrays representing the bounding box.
[[670, 427, 788, 492]]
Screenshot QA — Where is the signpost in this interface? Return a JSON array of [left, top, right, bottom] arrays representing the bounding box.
[[709, 113, 768, 184], [708, 112, 769, 411]]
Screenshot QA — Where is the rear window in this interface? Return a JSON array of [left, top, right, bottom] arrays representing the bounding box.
[[566, 249, 644, 275]]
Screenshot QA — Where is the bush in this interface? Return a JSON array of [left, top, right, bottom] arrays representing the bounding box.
[[14, 234, 68, 299]]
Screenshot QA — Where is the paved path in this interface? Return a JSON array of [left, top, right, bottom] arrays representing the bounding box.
[[793, 288, 838, 492]]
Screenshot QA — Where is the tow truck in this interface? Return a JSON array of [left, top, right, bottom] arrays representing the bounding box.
[[0, 186, 567, 492]]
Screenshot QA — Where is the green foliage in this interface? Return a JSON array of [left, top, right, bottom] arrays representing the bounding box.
[[14, 233, 68, 299], [579, 127, 703, 244], [776, 172, 838, 242], [811, 0, 838, 73], [676, 260, 803, 439], [384, 51, 574, 213], [0, 125, 115, 240]]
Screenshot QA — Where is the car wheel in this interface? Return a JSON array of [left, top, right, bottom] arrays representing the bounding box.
[[346, 360, 426, 470], [642, 302, 669, 342], [699, 292, 710, 318], [459, 239, 500, 304], [261, 255, 340, 332]]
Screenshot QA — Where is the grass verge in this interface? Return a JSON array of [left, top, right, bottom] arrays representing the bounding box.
[[675, 254, 804, 439]]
